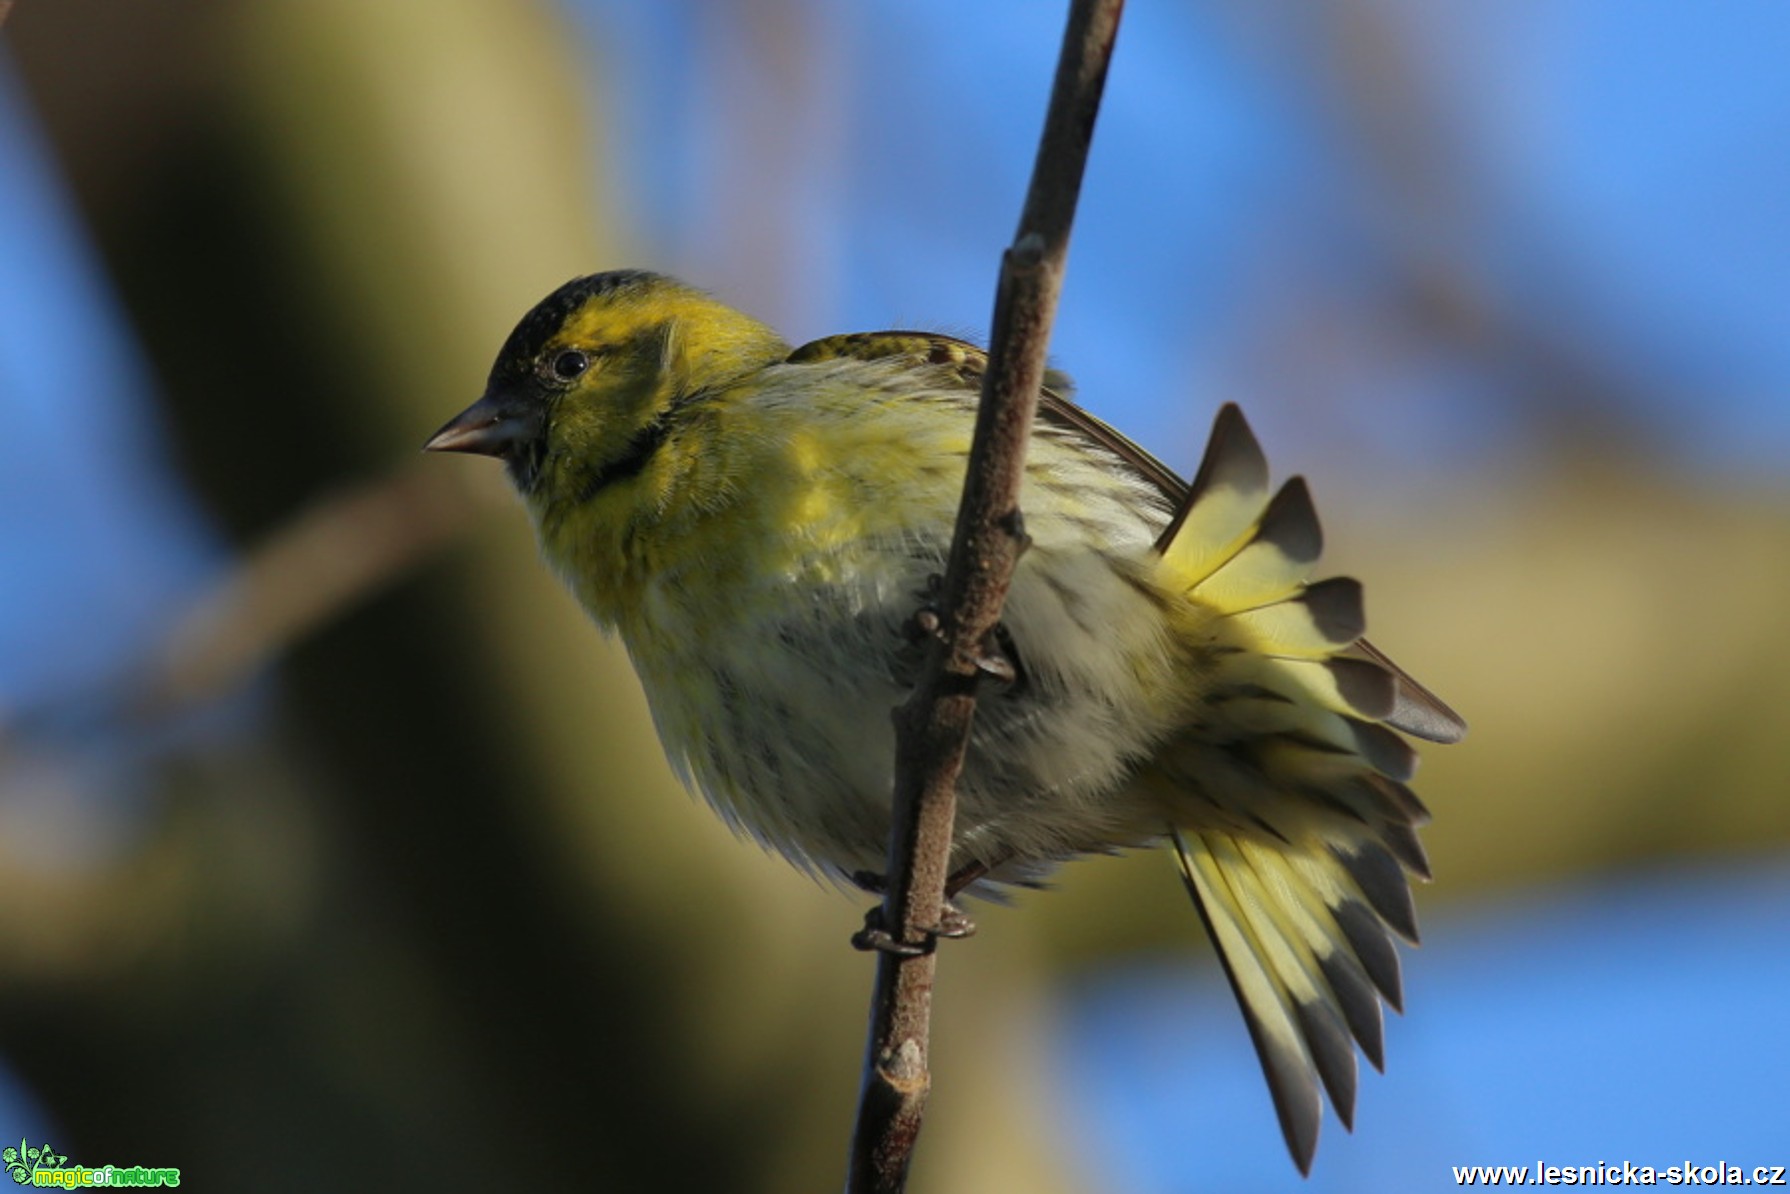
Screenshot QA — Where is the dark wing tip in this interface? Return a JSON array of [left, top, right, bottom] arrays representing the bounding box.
[[1333, 842, 1421, 943], [1380, 818, 1434, 880], [1187, 403, 1270, 507], [1353, 640, 1468, 744], [1334, 899, 1405, 1012], [1317, 949, 1387, 1071], [1349, 718, 1420, 783], [1293, 999, 1359, 1132], [1325, 657, 1398, 722], [1242, 1002, 1324, 1175], [1388, 686, 1470, 744], [1299, 577, 1367, 645], [1256, 477, 1324, 567]]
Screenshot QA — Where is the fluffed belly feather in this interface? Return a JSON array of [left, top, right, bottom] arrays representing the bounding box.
[[623, 533, 1198, 886]]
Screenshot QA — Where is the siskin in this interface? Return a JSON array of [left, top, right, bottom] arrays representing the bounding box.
[[427, 270, 1464, 1172]]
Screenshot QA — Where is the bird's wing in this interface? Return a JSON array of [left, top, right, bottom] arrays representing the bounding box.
[[787, 333, 1465, 742]]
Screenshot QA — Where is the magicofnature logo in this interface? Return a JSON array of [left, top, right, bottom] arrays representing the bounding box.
[[4, 1140, 67, 1186], [4, 1139, 179, 1188]]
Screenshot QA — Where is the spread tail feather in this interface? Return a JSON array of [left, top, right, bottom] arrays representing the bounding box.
[[1146, 402, 1454, 1171], [1172, 826, 1412, 1174], [1161, 404, 1467, 746]]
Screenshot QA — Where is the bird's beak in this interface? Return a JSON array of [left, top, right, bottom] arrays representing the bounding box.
[[423, 393, 539, 458]]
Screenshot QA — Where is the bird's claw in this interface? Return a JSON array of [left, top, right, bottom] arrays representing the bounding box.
[[971, 624, 1022, 686], [900, 573, 1025, 689], [904, 574, 947, 645], [848, 860, 987, 953], [851, 901, 978, 956]]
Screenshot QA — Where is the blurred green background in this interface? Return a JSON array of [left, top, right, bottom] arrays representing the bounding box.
[[1, 2, 1785, 1191]]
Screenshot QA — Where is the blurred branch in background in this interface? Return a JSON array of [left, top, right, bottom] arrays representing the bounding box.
[[129, 466, 494, 723]]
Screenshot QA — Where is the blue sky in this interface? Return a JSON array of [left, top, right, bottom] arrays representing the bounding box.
[[571, 0, 1790, 483], [0, 61, 220, 708], [1059, 861, 1790, 1190]]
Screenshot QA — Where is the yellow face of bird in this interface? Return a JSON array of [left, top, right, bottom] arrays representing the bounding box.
[[424, 271, 788, 501]]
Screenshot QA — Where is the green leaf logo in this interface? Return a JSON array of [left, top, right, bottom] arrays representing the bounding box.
[[5, 1139, 67, 1184]]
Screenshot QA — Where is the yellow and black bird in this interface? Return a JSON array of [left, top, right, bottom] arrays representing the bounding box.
[[427, 270, 1465, 1171]]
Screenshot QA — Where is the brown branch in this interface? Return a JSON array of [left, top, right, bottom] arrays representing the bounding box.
[[845, 2, 1126, 1190], [0, 2, 13, 30]]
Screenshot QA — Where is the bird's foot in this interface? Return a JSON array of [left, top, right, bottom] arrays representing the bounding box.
[[901, 574, 1025, 689], [848, 860, 990, 954], [902, 574, 947, 646], [850, 901, 978, 956], [973, 623, 1024, 687]]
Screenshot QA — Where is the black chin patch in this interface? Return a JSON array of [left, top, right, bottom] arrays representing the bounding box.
[[505, 434, 549, 495]]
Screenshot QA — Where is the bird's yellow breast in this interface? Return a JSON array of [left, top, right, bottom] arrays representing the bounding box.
[[525, 356, 1200, 875]]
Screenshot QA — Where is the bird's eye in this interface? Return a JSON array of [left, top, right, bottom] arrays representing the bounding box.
[[549, 349, 590, 380]]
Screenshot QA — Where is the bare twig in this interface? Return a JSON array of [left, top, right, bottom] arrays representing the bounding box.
[[0, 2, 14, 30], [846, 2, 1125, 1190]]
